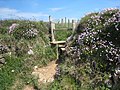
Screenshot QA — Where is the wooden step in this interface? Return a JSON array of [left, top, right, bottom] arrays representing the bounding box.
[[60, 48, 66, 51], [51, 41, 66, 44], [58, 45, 65, 48]]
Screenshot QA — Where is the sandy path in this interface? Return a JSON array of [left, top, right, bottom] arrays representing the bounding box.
[[32, 61, 58, 83]]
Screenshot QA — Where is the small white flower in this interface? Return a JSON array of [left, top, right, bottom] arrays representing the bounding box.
[[34, 66, 38, 69], [28, 49, 34, 55], [9, 52, 12, 56], [11, 70, 15, 72]]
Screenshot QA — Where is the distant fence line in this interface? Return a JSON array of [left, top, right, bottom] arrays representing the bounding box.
[[49, 16, 80, 23], [48, 15, 79, 30], [48, 15, 79, 42]]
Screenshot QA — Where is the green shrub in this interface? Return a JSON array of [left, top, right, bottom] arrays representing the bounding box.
[[0, 19, 56, 90]]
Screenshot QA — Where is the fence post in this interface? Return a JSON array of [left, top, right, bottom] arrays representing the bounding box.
[[77, 19, 80, 24], [68, 19, 70, 29], [49, 15, 51, 22], [65, 17, 67, 27], [72, 20, 76, 31], [49, 16, 55, 42], [61, 18, 64, 26], [51, 22, 55, 42]]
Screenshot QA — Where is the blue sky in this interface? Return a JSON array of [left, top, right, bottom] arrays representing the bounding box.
[[0, 0, 120, 21]]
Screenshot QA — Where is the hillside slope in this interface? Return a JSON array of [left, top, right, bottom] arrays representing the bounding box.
[[0, 19, 56, 90]]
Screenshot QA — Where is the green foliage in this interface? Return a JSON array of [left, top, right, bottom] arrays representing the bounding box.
[[0, 55, 23, 90], [55, 30, 72, 41], [1, 8, 120, 90], [0, 19, 56, 90], [48, 75, 80, 90]]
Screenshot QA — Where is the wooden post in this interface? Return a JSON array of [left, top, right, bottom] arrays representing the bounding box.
[[77, 19, 80, 24], [51, 22, 55, 42], [49, 15, 51, 22], [48, 16, 55, 42], [72, 20, 76, 32], [61, 18, 63, 26], [56, 44, 59, 60], [65, 17, 67, 27], [58, 20, 60, 24], [68, 19, 70, 29], [49, 16, 52, 41]]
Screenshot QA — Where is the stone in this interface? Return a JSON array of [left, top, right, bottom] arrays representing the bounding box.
[[28, 49, 34, 55], [34, 66, 38, 69], [0, 58, 5, 64], [0, 55, 3, 59], [0, 45, 9, 54]]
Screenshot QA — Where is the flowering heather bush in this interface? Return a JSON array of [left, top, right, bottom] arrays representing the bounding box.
[[77, 8, 120, 66], [13, 20, 39, 39], [65, 8, 120, 89], [9, 23, 19, 34], [23, 28, 38, 39]]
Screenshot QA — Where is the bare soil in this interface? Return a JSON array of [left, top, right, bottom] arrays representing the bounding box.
[[32, 60, 58, 83], [23, 85, 34, 90]]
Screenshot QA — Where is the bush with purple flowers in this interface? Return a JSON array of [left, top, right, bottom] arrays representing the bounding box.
[[12, 20, 39, 39], [62, 8, 120, 89], [77, 8, 120, 69]]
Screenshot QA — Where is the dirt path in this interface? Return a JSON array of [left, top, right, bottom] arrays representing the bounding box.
[[23, 85, 34, 90], [32, 61, 58, 83]]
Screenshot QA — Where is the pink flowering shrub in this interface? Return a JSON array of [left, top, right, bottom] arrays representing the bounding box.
[[13, 20, 39, 39], [0, 20, 20, 34], [76, 8, 120, 66], [9, 23, 19, 34], [62, 8, 120, 89]]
